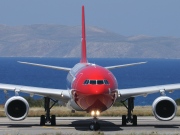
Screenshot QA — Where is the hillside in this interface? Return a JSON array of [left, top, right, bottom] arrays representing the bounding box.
[[0, 24, 180, 58]]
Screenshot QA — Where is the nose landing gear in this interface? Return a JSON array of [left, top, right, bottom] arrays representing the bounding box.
[[89, 110, 101, 131], [89, 116, 100, 131]]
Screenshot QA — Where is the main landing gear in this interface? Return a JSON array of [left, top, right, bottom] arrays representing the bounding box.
[[40, 97, 58, 126], [121, 97, 137, 126]]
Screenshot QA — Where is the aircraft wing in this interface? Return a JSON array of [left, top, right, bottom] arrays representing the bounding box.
[[105, 62, 147, 70], [0, 83, 71, 101], [118, 83, 180, 100]]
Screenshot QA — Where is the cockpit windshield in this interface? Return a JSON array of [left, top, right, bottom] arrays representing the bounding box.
[[84, 80, 109, 85], [97, 80, 104, 84]]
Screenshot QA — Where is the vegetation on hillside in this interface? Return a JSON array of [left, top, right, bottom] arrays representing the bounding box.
[[0, 24, 180, 58]]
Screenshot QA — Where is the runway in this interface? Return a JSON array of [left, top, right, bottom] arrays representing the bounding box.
[[0, 117, 180, 135]]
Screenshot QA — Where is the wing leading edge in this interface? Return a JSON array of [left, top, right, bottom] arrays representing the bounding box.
[[0, 83, 71, 101], [118, 83, 180, 100]]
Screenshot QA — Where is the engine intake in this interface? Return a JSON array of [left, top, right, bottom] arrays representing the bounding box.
[[152, 96, 177, 121], [5, 96, 29, 121]]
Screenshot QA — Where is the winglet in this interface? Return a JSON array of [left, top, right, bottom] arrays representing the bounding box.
[[80, 5, 88, 63]]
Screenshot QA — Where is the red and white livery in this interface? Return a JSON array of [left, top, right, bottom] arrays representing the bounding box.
[[0, 6, 180, 131]]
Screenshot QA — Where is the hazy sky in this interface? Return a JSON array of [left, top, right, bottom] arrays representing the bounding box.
[[0, 0, 180, 37]]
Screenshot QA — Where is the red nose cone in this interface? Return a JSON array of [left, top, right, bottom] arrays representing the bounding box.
[[89, 85, 108, 95], [71, 64, 118, 112]]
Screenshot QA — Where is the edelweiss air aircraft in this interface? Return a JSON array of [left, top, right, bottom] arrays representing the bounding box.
[[0, 6, 180, 131]]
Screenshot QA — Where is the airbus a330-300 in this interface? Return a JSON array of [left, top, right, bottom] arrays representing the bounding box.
[[0, 6, 180, 131]]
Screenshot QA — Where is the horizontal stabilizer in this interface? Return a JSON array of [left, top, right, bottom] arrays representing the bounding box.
[[105, 61, 147, 70], [18, 61, 71, 71]]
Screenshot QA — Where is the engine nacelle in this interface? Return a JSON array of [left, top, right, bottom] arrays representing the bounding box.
[[152, 96, 177, 121], [5, 96, 29, 121]]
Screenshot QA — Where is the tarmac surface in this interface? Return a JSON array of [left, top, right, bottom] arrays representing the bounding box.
[[0, 117, 180, 135]]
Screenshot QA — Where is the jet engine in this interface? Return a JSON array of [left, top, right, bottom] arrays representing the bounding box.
[[5, 96, 29, 121], [152, 96, 177, 121]]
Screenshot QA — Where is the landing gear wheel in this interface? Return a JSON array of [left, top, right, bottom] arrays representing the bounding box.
[[51, 115, 56, 126], [89, 122, 100, 131], [122, 115, 126, 126], [40, 115, 45, 126], [133, 115, 137, 126], [40, 97, 58, 126], [89, 123, 94, 131], [121, 98, 138, 126]]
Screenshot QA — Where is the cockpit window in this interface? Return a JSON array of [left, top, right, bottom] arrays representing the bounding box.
[[97, 80, 104, 84], [90, 80, 96, 85], [84, 80, 109, 85], [104, 80, 109, 84], [84, 80, 89, 84]]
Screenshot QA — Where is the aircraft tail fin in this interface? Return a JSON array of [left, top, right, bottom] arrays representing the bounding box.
[[80, 5, 88, 63]]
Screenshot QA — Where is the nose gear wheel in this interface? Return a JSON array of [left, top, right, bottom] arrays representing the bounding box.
[[89, 117, 100, 131]]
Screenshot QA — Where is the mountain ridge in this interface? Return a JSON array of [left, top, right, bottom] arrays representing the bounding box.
[[0, 24, 180, 58]]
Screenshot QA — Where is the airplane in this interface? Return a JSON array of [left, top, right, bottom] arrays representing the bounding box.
[[0, 5, 180, 131]]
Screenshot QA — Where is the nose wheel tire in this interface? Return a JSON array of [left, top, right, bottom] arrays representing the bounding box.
[[89, 122, 100, 131]]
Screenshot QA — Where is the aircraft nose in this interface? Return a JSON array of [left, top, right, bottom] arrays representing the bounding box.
[[90, 85, 109, 95]]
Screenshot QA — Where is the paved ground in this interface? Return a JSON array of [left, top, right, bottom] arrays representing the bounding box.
[[0, 117, 180, 135]]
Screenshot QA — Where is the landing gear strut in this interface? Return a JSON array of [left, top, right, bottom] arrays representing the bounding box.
[[121, 97, 137, 126], [40, 97, 58, 126], [89, 116, 100, 131]]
